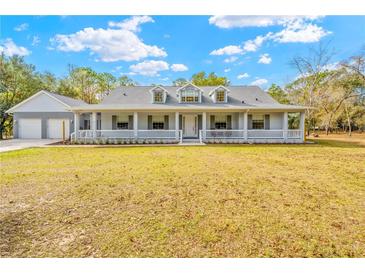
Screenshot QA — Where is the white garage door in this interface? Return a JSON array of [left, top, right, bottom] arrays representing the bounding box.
[[47, 119, 70, 139], [18, 119, 42, 139]]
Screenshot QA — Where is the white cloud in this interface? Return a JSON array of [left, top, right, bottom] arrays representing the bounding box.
[[258, 53, 272, 64], [251, 78, 268, 86], [14, 23, 29, 32], [31, 35, 40, 46], [171, 63, 188, 72], [163, 34, 171, 39], [129, 60, 169, 76], [269, 20, 331, 43], [210, 45, 243, 56], [0, 38, 30, 57], [237, 73, 250, 79], [224, 56, 238, 63], [210, 17, 330, 58], [108, 16, 154, 32], [243, 35, 266, 52], [209, 16, 321, 29], [224, 68, 231, 73], [51, 16, 167, 62]]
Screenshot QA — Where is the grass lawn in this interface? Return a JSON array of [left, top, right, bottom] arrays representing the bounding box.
[[1, 139, 365, 257]]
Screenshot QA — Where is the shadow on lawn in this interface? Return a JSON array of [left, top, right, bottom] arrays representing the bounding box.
[[0, 209, 32, 257], [308, 139, 365, 148]]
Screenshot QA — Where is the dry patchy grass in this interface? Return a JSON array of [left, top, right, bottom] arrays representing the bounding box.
[[1, 141, 365, 257], [308, 132, 365, 147]]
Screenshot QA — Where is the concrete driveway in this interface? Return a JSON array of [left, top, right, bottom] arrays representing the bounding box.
[[0, 139, 61, 153]]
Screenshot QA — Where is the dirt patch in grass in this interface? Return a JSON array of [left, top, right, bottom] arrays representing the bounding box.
[[1, 141, 365, 257]]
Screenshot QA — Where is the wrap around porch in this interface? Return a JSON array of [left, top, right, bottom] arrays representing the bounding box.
[[71, 111, 305, 144]]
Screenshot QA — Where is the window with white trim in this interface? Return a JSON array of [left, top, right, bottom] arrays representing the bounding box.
[[181, 90, 199, 103], [152, 115, 164, 130], [116, 115, 129, 130], [252, 114, 264, 129], [153, 91, 164, 103], [215, 115, 227, 129], [216, 90, 226, 102]]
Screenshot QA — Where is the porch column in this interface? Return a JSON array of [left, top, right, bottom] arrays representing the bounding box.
[[243, 111, 248, 141], [133, 112, 138, 139], [74, 112, 79, 140], [283, 112, 288, 141], [175, 112, 180, 140], [202, 112, 207, 140], [300, 111, 305, 141], [91, 112, 97, 138]]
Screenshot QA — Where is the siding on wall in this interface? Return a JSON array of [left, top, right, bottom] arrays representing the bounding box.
[[100, 112, 284, 131], [269, 113, 283, 129], [101, 112, 176, 130], [13, 93, 71, 112]]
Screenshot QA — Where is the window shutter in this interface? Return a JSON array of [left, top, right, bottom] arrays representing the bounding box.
[[265, 114, 270, 130], [148, 115, 152, 130], [248, 114, 252, 130], [198, 115, 202, 130], [128, 115, 133, 130], [164, 115, 169, 129], [227, 115, 232, 129], [112, 115, 117, 130], [179, 115, 182, 130], [210, 115, 215, 129]]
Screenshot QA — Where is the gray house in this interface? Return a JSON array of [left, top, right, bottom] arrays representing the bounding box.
[[7, 84, 306, 143]]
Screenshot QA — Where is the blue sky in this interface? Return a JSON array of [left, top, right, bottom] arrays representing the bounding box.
[[1, 16, 365, 88]]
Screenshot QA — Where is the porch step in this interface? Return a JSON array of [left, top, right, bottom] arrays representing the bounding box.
[[180, 138, 205, 145]]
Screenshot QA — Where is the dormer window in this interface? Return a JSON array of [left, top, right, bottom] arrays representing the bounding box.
[[181, 90, 199, 102], [154, 91, 164, 103], [150, 86, 168, 104], [216, 90, 225, 102], [210, 86, 229, 103], [177, 83, 202, 103]]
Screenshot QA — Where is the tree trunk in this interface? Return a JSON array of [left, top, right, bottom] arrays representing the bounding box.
[[344, 103, 352, 137], [0, 119, 4, 140], [347, 117, 352, 137]]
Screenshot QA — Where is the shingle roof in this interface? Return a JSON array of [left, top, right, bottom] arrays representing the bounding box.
[[69, 85, 307, 111], [101, 85, 279, 106], [43, 91, 88, 107]]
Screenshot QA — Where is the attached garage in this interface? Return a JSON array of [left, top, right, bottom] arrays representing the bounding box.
[[18, 119, 42, 139], [6, 90, 87, 139]]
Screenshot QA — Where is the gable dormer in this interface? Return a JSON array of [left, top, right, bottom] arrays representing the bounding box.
[[209, 86, 229, 103], [150, 86, 168, 104], [176, 83, 203, 103]]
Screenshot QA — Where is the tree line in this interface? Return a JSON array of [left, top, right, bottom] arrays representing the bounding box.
[[268, 44, 365, 135], [1, 44, 364, 138]]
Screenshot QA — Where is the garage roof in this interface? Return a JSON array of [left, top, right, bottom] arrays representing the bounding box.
[[6, 90, 87, 113]]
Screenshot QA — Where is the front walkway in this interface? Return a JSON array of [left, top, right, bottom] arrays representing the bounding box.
[[0, 139, 61, 153]]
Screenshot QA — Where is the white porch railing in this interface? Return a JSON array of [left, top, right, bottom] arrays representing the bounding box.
[[203, 130, 245, 139], [72, 129, 302, 143], [287, 130, 302, 139], [248, 130, 284, 139], [96, 130, 135, 139], [73, 129, 182, 142], [199, 129, 303, 142], [137, 130, 178, 139]]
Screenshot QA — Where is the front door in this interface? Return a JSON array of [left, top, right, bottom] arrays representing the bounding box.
[[183, 115, 198, 138]]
